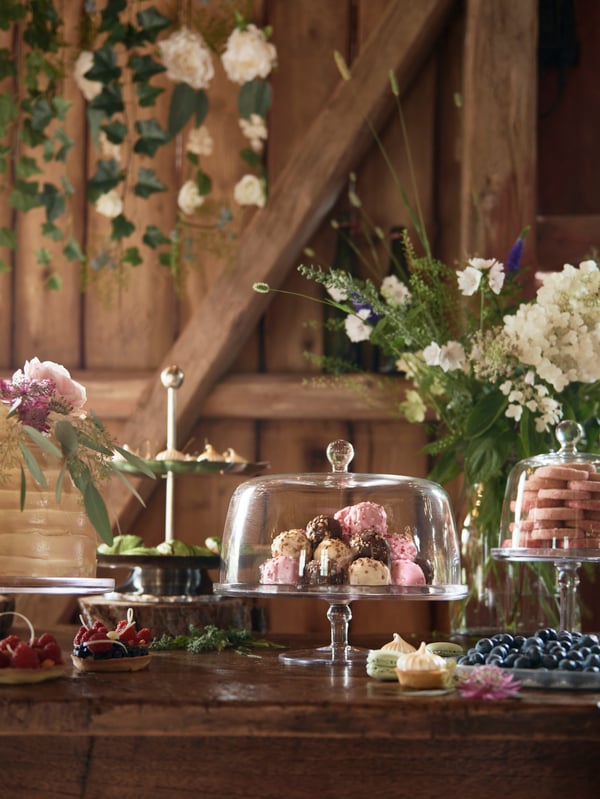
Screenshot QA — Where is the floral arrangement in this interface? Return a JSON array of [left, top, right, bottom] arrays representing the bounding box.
[[0, 358, 151, 543], [255, 52, 600, 629], [0, 0, 276, 289]]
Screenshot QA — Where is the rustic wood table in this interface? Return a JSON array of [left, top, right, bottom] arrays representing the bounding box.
[[0, 629, 599, 799]]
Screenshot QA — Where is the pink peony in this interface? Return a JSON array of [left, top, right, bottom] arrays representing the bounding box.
[[14, 358, 87, 411]]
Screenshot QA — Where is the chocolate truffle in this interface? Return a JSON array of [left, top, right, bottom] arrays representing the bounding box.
[[305, 514, 342, 545], [303, 558, 347, 586], [349, 530, 390, 564]]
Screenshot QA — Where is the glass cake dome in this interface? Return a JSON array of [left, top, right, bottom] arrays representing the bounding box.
[[215, 440, 466, 600]]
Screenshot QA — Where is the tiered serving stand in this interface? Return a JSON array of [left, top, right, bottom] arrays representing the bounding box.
[[81, 365, 269, 636]]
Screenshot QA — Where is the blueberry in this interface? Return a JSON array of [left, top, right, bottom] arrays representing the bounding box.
[[468, 652, 486, 665], [475, 638, 494, 654], [558, 658, 580, 671], [492, 633, 514, 646], [504, 653, 519, 667], [513, 635, 527, 649], [541, 653, 558, 669], [489, 644, 509, 659], [566, 649, 584, 662], [583, 653, 600, 669], [523, 636, 545, 649], [524, 647, 542, 666], [514, 655, 533, 669]]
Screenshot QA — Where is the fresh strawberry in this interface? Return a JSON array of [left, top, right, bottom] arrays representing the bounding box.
[[10, 643, 39, 669], [116, 620, 137, 643], [135, 628, 152, 645], [85, 631, 112, 654], [73, 625, 88, 645]]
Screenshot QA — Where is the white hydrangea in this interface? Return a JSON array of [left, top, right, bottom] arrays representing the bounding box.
[[501, 260, 600, 392], [158, 27, 214, 90], [239, 114, 268, 153], [221, 24, 277, 85], [186, 126, 213, 157]]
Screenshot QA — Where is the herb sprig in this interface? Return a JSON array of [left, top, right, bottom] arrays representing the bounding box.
[[149, 624, 283, 656]]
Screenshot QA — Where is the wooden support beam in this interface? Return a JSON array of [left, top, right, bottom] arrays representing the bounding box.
[[537, 214, 600, 271], [460, 0, 538, 261], [107, 0, 456, 531]]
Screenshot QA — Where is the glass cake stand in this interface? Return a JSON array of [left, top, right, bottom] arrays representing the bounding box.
[[492, 421, 600, 632], [0, 576, 114, 595], [215, 439, 468, 667]]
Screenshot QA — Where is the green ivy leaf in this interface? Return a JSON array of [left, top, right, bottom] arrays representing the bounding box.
[[38, 182, 65, 222], [134, 117, 170, 156], [0, 227, 16, 248], [0, 2, 26, 29], [28, 96, 53, 132], [102, 119, 127, 144], [111, 213, 135, 240], [238, 79, 272, 119], [136, 7, 173, 43], [42, 220, 63, 241], [88, 84, 124, 117], [122, 246, 142, 265], [86, 46, 121, 83], [143, 224, 170, 248], [240, 147, 262, 168], [63, 237, 85, 262], [87, 158, 122, 201], [100, 0, 127, 28], [46, 273, 62, 291], [54, 128, 74, 162], [134, 167, 167, 198], [129, 54, 166, 82], [0, 258, 11, 272], [35, 247, 51, 265], [9, 179, 40, 211], [52, 96, 71, 121], [61, 174, 75, 195], [0, 49, 15, 80], [0, 90, 18, 134], [136, 82, 164, 108]]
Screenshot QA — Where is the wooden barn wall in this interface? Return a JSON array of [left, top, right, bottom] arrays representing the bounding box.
[[8, 0, 594, 633]]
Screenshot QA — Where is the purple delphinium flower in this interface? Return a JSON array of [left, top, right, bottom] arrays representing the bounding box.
[[351, 294, 381, 323], [505, 226, 530, 275]]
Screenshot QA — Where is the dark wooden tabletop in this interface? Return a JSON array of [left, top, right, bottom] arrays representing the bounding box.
[[1, 628, 599, 799]]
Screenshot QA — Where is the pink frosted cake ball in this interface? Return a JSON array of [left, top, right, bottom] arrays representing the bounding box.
[[385, 532, 418, 562], [390, 559, 425, 586], [259, 555, 301, 585], [334, 501, 388, 540], [348, 557, 391, 586], [270, 528, 311, 558]]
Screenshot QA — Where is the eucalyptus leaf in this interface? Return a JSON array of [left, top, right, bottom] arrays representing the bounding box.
[[114, 445, 156, 479], [18, 442, 47, 487], [54, 420, 79, 455], [23, 425, 62, 457], [83, 481, 113, 545], [112, 469, 148, 507], [54, 462, 66, 504]]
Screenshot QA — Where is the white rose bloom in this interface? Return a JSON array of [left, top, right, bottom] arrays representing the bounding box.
[[186, 125, 214, 157], [468, 257, 497, 271], [233, 174, 266, 208], [177, 180, 205, 215], [221, 24, 277, 84], [74, 51, 102, 102], [381, 274, 411, 306], [159, 27, 214, 90], [95, 190, 123, 219], [344, 309, 372, 342], [456, 265, 482, 296]]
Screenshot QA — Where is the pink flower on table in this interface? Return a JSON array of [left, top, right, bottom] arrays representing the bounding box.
[[456, 664, 521, 700]]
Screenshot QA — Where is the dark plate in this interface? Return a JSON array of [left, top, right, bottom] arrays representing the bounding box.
[[112, 459, 270, 476], [98, 554, 221, 569]]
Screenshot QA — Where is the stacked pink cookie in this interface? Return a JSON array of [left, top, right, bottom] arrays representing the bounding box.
[[505, 462, 600, 550], [259, 501, 427, 587]]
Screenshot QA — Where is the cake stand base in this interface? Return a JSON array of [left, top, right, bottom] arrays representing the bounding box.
[[279, 644, 367, 667]]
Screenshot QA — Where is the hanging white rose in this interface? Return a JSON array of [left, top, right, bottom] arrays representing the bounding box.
[[221, 24, 277, 85], [186, 126, 214, 157], [233, 174, 266, 208], [177, 180, 205, 215], [95, 190, 123, 219], [158, 27, 214, 90], [74, 51, 102, 102]]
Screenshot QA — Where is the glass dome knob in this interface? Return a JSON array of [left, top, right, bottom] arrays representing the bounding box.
[[555, 420, 584, 453], [326, 439, 354, 473], [160, 364, 184, 389]]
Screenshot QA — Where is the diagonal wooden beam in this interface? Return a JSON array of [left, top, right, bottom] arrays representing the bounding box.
[[108, 0, 456, 531]]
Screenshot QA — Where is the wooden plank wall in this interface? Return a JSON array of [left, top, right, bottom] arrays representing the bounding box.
[[6, 0, 583, 634]]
